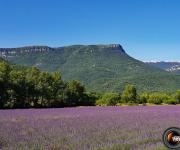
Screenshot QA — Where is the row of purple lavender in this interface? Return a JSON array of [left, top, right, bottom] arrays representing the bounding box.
[[0, 106, 179, 150]]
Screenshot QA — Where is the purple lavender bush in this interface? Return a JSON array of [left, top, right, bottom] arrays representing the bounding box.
[[0, 106, 179, 150]]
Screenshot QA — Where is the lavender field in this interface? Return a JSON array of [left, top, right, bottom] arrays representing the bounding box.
[[0, 106, 180, 150]]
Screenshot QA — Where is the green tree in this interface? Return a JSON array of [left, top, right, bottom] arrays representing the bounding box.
[[138, 92, 149, 104], [84, 92, 98, 106], [37, 71, 53, 107], [96, 93, 120, 106], [64, 80, 86, 106], [163, 98, 178, 105], [147, 93, 169, 105], [26, 66, 41, 107], [37, 71, 65, 107], [121, 84, 137, 103], [175, 90, 180, 103], [0, 61, 11, 108], [50, 72, 65, 107], [10, 70, 28, 108]]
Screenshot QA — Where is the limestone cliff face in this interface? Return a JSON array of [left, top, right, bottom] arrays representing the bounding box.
[[108, 44, 125, 52], [0, 46, 52, 58], [109, 44, 122, 48], [0, 44, 126, 58], [91, 44, 126, 53]]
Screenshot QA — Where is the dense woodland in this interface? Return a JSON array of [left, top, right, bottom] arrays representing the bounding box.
[[0, 59, 180, 109], [0, 59, 97, 108]]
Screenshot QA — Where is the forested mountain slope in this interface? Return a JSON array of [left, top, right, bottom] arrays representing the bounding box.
[[1, 44, 180, 92]]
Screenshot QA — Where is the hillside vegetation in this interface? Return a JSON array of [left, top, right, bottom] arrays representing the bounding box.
[[1, 44, 180, 92], [0, 58, 180, 108]]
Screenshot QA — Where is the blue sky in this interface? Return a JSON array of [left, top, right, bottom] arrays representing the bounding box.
[[0, 0, 180, 61]]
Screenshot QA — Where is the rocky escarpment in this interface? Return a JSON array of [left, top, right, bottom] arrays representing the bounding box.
[[0, 44, 126, 58], [88, 44, 125, 52], [0, 46, 53, 58]]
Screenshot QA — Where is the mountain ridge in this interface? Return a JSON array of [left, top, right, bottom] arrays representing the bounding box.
[[146, 61, 180, 74], [0, 44, 179, 92], [0, 44, 126, 57]]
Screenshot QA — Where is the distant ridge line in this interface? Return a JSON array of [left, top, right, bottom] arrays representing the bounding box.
[[0, 44, 126, 58]]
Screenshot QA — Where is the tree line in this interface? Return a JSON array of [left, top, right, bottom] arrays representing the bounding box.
[[0, 60, 180, 108], [0, 60, 97, 108], [96, 84, 180, 106]]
